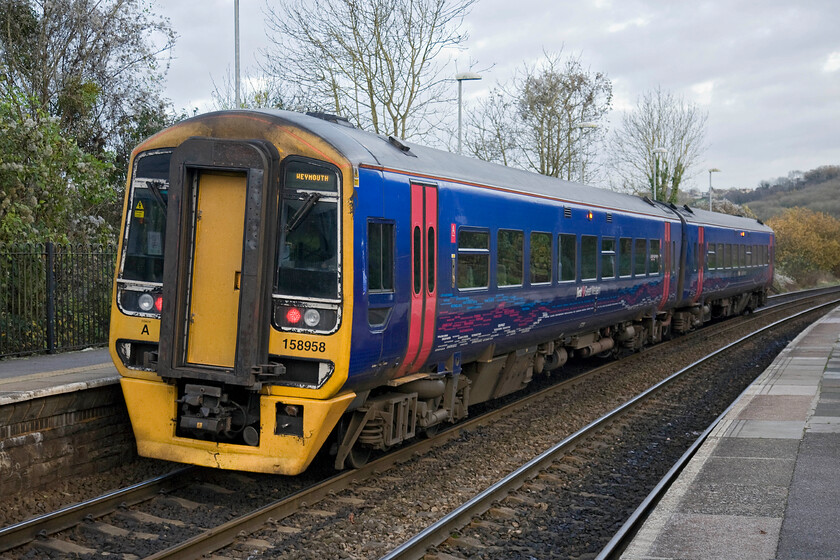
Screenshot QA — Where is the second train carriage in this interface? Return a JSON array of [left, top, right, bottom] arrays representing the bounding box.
[[109, 110, 774, 475]]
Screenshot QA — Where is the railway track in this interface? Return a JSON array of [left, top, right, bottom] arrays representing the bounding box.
[[384, 299, 840, 559], [1, 287, 837, 559]]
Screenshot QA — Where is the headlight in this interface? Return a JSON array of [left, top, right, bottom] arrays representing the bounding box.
[[303, 309, 321, 327], [138, 293, 155, 312], [118, 287, 163, 316]]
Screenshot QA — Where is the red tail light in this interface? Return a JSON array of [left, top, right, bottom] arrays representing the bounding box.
[[286, 307, 302, 324]]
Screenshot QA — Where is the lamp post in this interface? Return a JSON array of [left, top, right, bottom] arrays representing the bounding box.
[[234, 0, 240, 108], [652, 147, 667, 200], [708, 168, 720, 211], [455, 72, 482, 154], [574, 122, 598, 182]]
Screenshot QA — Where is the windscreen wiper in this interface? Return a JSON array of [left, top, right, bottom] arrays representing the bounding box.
[[147, 180, 167, 210], [285, 192, 321, 233]]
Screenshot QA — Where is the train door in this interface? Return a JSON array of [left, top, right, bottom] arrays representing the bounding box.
[[693, 226, 705, 303], [157, 137, 280, 386], [398, 182, 438, 376], [186, 172, 247, 367], [659, 222, 672, 310]]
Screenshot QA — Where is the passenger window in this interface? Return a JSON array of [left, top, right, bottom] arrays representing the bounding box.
[[726, 244, 733, 268], [530, 232, 552, 284], [740, 245, 746, 268], [650, 239, 661, 275], [368, 222, 394, 292], [498, 229, 524, 286], [427, 227, 435, 293], [717, 244, 724, 269], [413, 226, 422, 294], [634, 239, 647, 276], [601, 237, 616, 279], [619, 238, 632, 277], [670, 241, 676, 274], [457, 229, 489, 289], [581, 235, 598, 280], [673, 241, 677, 274], [559, 233, 577, 282], [707, 245, 717, 270]]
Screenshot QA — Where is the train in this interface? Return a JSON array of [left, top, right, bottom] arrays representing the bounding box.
[[108, 109, 774, 475]]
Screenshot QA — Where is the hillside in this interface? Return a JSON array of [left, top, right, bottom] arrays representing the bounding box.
[[719, 166, 840, 222]]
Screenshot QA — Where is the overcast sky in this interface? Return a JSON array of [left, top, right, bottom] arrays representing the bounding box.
[[160, 0, 839, 192]]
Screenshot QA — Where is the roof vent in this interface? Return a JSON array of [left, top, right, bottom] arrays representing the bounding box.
[[642, 196, 656, 207], [305, 112, 354, 127], [387, 136, 416, 157], [682, 205, 694, 214]]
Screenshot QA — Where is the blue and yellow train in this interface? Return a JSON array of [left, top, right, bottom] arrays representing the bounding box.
[[109, 110, 774, 474]]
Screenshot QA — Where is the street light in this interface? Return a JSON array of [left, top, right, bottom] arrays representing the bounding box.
[[708, 168, 721, 211], [234, 0, 240, 108], [652, 147, 667, 200], [455, 72, 482, 154], [574, 122, 598, 182]]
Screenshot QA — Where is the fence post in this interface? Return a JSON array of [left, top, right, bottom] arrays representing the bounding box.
[[46, 241, 56, 354]]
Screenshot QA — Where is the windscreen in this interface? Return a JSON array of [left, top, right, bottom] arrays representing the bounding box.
[[121, 151, 170, 283], [275, 159, 340, 300]]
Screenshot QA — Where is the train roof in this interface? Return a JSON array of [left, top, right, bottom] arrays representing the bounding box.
[[180, 110, 772, 234]]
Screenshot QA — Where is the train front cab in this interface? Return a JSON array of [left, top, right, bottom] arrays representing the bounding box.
[[109, 114, 358, 475]]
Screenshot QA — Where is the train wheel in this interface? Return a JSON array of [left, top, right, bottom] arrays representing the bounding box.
[[347, 444, 371, 469], [421, 424, 440, 438]]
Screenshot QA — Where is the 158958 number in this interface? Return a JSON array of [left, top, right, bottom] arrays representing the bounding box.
[[282, 339, 326, 353]]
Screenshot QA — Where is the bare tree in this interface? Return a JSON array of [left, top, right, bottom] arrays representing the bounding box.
[[464, 87, 520, 166], [210, 68, 296, 110], [0, 0, 176, 154], [262, 0, 475, 140], [465, 51, 612, 183], [609, 86, 708, 203]]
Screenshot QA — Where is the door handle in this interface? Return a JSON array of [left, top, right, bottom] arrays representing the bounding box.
[[234, 271, 241, 290]]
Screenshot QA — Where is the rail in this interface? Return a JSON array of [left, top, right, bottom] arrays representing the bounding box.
[[0, 467, 191, 553]]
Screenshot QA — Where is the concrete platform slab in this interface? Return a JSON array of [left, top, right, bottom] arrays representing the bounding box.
[[737, 395, 815, 421], [693, 456, 796, 488], [813, 402, 840, 416], [777, 433, 840, 559], [763, 385, 819, 396], [646, 514, 781, 560], [710, 437, 800, 459], [723, 419, 805, 439], [676, 482, 788, 517]]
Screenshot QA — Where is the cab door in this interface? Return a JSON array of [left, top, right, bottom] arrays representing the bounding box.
[[157, 137, 279, 386], [185, 171, 246, 367]]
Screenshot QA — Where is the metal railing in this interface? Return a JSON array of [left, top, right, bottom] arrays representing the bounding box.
[[0, 242, 116, 358]]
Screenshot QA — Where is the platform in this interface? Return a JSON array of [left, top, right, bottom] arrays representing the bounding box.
[[622, 305, 840, 560], [0, 347, 118, 406]]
